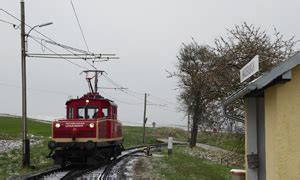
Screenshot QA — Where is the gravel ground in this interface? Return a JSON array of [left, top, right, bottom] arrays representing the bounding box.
[[0, 138, 40, 153], [0, 140, 22, 153]]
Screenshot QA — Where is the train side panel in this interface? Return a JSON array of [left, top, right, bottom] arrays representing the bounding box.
[[98, 119, 122, 141]]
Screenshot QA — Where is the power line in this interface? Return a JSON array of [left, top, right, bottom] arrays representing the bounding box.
[[30, 36, 89, 70], [70, 0, 90, 53], [29, 35, 91, 54], [0, 8, 97, 70], [0, 19, 19, 28], [0, 82, 74, 96], [0, 8, 178, 111], [126, 89, 145, 96], [127, 89, 178, 106], [102, 74, 179, 108], [102, 75, 125, 88], [120, 90, 145, 101], [148, 94, 178, 106], [28, 35, 119, 60], [102, 75, 178, 106], [99, 90, 143, 105]]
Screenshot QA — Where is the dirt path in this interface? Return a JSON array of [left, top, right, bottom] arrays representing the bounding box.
[[157, 138, 230, 153]]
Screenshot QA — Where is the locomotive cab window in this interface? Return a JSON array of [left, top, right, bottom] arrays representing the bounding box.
[[77, 106, 98, 119], [88, 107, 98, 119], [102, 107, 108, 118], [68, 107, 73, 119]]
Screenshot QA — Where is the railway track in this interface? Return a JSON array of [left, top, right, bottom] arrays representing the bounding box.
[[17, 165, 74, 180], [16, 143, 176, 180], [99, 143, 171, 179]]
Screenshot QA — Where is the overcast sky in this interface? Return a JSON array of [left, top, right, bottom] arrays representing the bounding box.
[[1, 0, 299, 127]]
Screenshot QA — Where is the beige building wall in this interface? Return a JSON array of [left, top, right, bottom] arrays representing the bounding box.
[[264, 65, 300, 180]]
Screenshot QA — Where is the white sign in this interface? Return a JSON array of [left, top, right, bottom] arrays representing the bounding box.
[[240, 55, 259, 82], [65, 122, 85, 128], [168, 137, 173, 149]]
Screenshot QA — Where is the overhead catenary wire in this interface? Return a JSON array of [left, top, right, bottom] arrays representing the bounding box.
[[0, 19, 19, 28], [102, 74, 178, 106], [0, 82, 74, 96], [0, 8, 116, 69], [29, 35, 91, 54], [26, 54, 119, 60], [70, 0, 90, 53], [147, 94, 178, 106], [0, 8, 97, 70], [28, 35, 118, 60], [99, 90, 143, 106], [102, 75, 167, 106], [1, 8, 180, 114], [100, 75, 180, 112], [30, 36, 89, 70]]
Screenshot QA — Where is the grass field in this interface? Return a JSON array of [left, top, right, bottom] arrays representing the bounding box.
[[156, 147, 233, 180], [0, 116, 242, 179], [0, 116, 52, 179], [197, 131, 245, 154], [0, 116, 51, 139]]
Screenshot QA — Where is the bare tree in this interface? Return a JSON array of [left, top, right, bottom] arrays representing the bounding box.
[[173, 41, 218, 147], [215, 22, 297, 93], [172, 22, 297, 148]]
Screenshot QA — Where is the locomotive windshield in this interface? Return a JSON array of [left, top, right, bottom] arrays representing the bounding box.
[[102, 107, 108, 118], [78, 106, 98, 119]]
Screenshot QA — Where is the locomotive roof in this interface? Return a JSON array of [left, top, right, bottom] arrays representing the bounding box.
[[66, 92, 117, 106]]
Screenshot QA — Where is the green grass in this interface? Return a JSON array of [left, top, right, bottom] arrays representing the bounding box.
[[0, 116, 51, 139], [156, 147, 232, 180], [0, 140, 52, 179], [0, 116, 243, 179], [0, 116, 52, 179], [197, 132, 245, 154], [148, 127, 188, 141], [122, 126, 157, 148], [124, 126, 245, 154]]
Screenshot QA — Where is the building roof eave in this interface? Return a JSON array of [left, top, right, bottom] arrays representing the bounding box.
[[224, 51, 300, 105], [223, 85, 256, 106]]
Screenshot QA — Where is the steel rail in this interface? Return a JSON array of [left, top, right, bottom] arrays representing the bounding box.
[[19, 165, 74, 180], [13, 143, 186, 180], [61, 165, 102, 180], [99, 142, 187, 179], [99, 148, 145, 180]]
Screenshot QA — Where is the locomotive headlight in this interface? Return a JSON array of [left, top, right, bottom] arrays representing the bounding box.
[[55, 123, 60, 128], [89, 123, 95, 128]]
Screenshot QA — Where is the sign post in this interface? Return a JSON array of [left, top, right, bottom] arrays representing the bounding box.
[[168, 137, 173, 156], [240, 55, 259, 83]]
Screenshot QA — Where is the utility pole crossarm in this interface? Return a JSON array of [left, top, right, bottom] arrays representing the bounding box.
[[26, 53, 120, 60]]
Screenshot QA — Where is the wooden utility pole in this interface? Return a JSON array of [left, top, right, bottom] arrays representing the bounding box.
[[142, 93, 147, 144], [187, 112, 190, 142], [20, 0, 30, 167]]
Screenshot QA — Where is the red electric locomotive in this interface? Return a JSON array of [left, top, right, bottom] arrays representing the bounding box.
[[48, 70, 123, 165]]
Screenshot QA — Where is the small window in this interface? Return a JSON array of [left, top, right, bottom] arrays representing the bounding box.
[[68, 107, 73, 119], [78, 107, 85, 119], [102, 107, 108, 118]]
